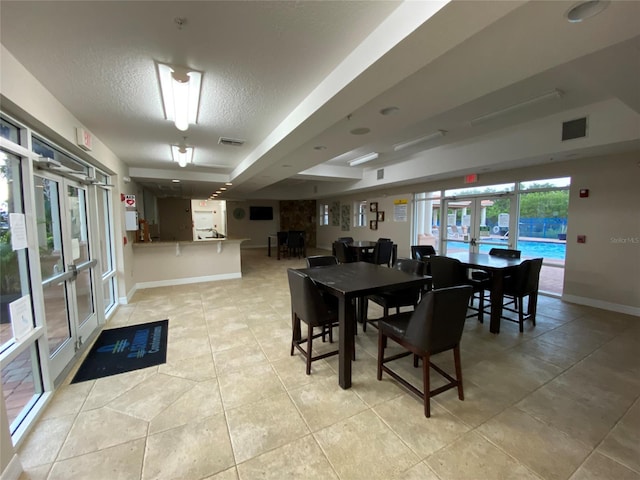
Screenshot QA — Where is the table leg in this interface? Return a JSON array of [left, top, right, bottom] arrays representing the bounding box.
[[268, 236, 272, 257], [338, 295, 353, 389], [490, 271, 504, 333]]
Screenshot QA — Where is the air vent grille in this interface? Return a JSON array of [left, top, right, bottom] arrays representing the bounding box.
[[562, 117, 587, 141], [218, 137, 245, 147], [377, 169, 384, 180]]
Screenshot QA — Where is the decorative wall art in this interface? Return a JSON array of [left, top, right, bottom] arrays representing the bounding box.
[[369, 202, 378, 213], [331, 201, 340, 226], [340, 204, 351, 231], [377, 211, 385, 222], [370, 220, 378, 230]]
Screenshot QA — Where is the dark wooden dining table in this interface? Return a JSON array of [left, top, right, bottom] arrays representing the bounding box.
[[446, 252, 527, 334], [297, 262, 431, 389]]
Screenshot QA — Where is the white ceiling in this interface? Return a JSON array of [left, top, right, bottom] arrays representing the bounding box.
[[1, 1, 639, 200]]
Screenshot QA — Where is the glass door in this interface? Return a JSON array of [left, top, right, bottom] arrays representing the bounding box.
[[442, 195, 516, 254], [34, 173, 98, 381]]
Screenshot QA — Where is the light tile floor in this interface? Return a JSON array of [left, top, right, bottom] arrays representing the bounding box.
[[16, 248, 640, 480]]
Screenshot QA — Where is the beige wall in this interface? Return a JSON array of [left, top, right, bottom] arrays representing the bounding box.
[[317, 152, 640, 313], [562, 153, 639, 309], [226, 200, 280, 247]]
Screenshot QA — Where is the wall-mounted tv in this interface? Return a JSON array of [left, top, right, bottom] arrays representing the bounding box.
[[249, 206, 273, 220]]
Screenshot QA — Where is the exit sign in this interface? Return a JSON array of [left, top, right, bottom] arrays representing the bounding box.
[[464, 173, 478, 184], [76, 128, 93, 151]]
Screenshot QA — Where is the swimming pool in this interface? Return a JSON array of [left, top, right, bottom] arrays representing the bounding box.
[[480, 240, 567, 261]]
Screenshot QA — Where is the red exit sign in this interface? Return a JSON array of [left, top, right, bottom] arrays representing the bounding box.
[[464, 173, 478, 184]]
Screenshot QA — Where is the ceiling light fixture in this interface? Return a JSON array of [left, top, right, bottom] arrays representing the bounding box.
[[157, 62, 203, 131], [171, 179, 180, 183], [171, 144, 194, 168], [348, 152, 379, 167], [470, 89, 564, 126], [220, 187, 227, 191], [566, 0, 609, 22], [393, 130, 447, 152], [225, 182, 233, 186]]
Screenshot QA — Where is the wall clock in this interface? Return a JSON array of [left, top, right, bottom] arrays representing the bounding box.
[[233, 207, 245, 220]]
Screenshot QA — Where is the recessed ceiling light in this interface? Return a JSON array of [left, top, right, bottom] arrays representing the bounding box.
[[225, 182, 233, 186], [282, 164, 292, 168], [215, 190, 221, 194], [220, 187, 227, 190], [171, 179, 180, 183], [350, 127, 370, 135], [379, 106, 399, 116], [566, 0, 609, 22], [313, 145, 327, 150]]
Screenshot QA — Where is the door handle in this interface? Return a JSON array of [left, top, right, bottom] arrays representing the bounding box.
[[67, 264, 78, 280]]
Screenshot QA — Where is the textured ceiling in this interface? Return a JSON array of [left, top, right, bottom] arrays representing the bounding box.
[[1, 1, 639, 199]]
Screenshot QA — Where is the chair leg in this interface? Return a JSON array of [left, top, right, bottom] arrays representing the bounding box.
[[377, 332, 385, 380], [477, 291, 484, 323], [422, 353, 431, 418], [291, 313, 301, 356], [306, 324, 313, 375], [518, 296, 525, 333], [453, 345, 464, 401]]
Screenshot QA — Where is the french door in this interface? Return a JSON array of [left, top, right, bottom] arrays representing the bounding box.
[[34, 172, 98, 382], [441, 194, 516, 254]]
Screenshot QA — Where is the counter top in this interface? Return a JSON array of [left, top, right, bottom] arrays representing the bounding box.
[[133, 238, 249, 248]]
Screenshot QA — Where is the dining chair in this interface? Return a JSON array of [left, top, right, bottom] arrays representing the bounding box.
[[364, 239, 394, 267], [306, 255, 338, 268], [287, 269, 339, 374], [362, 258, 425, 332], [429, 255, 487, 323], [337, 237, 354, 243], [501, 258, 543, 332], [333, 241, 356, 263], [287, 230, 306, 258], [377, 285, 473, 417], [276, 231, 289, 258], [410, 245, 436, 276]]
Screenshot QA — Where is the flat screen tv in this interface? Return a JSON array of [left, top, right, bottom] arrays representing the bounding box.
[[249, 206, 273, 220]]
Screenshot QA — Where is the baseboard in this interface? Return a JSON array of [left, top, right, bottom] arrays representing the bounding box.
[[562, 294, 640, 317], [118, 285, 137, 305], [0, 454, 23, 480], [136, 272, 242, 290]]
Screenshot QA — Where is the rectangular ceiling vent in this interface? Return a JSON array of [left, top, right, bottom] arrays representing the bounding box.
[[218, 137, 245, 147], [562, 117, 587, 141], [377, 168, 384, 180]]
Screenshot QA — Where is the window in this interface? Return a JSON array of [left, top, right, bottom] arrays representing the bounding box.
[[354, 201, 367, 227], [96, 175, 117, 314], [319, 203, 329, 226]]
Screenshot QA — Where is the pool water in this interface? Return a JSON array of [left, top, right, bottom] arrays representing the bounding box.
[[450, 239, 566, 260]]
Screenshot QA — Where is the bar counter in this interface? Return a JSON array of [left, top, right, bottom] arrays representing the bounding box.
[[132, 238, 249, 289]]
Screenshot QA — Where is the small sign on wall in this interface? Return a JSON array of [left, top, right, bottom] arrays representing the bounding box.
[[76, 127, 93, 151], [124, 195, 136, 207]]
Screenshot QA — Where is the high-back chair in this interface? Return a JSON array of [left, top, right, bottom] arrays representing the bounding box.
[[333, 241, 355, 263], [366, 239, 394, 267], [287, 230, 306, 258], [502, 258, 543, 332], [489, 247, 521, 259], [411, 245, 436, 275], [306, 255, 338, 268], [287, 269, 339, 374], [337, 237, 354, 243], [276, 231, 289, 258], [362, 258, 425, 332], [377, 285, 473, 417], [430, 255, 487, 323]]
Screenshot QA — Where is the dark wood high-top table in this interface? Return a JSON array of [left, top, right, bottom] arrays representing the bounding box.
[[298, 262, 431, 389], [446, 252, 527, 334]]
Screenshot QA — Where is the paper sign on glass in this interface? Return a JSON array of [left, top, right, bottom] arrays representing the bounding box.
[[9, 213, 28, 250], [10, 295, 34, 341]]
